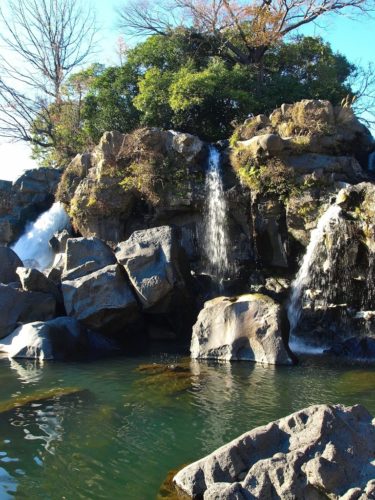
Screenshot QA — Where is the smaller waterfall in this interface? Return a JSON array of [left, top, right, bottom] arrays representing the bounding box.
[[287, 204, 342, 334], [203, 146, 231, 286], [12, 202, 70, 270]]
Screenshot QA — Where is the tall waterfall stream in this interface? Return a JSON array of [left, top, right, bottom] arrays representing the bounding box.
[[287, 204, 342, 343], [203, 146, 231, 286], [12, 202, 70, 270]]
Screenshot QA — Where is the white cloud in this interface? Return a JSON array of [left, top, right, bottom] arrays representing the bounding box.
[[0, 142, 37, 182]]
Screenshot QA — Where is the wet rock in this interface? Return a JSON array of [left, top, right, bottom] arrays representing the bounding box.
[[63, 237, 117, 280], [325, 337, 375, 360], [191, 294, 294, 365], [174, 404, 375, 499], [62, 264, 139, 335], [0, 247, 23, 284], [0, 317, 89, 360], [0, 284, 56, 338], [115, 226, 189, 310]]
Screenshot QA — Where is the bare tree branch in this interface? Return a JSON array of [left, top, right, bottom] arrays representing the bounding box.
[[0, 0, 96, 146]]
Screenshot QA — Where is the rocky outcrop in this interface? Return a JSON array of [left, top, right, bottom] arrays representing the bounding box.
[[174, 403, 375, 499], [115, 225, 190, 310], [0, 168, 62, 245], [16, 267, 62, 303], [62, 264, 139, 335], [191, 294, 293, 365], [0, 317, 89, 360]]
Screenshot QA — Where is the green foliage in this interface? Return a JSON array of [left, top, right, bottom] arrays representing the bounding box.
[[31, 31, 358, 165]]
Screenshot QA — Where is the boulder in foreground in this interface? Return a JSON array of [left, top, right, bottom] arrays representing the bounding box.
[[0, 317, 88, 360], [191, 294, 293, 365], [174, 404, 375, 499]]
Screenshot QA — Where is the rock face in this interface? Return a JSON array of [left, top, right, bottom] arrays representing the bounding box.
[[0, 247, 23, 284], [0, 168, 62, 245], [290, 183, 375, 347], [174, 404, 375, 499], [0, 284, 56, 339], [116, 225, 190, 310], [191, 294, 293, 365], [62, 264, 139, 335], [0, 317, 88, 360], [63, 237, 117, 280]]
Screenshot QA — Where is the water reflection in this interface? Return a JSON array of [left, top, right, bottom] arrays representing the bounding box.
[[9, 359, 44, 385]]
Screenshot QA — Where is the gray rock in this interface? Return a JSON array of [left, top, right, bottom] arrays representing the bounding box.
[[0, 284, 56, 338], [16, 267, 62, 302], [63, 237, 117, 280], [115, 226, 188, 310], [49, 228, 71, 254], [174, 404, 375, 499], [238, 133, 286, 158], [62, 264, 139, 334], [0, 247, 23, 284], [0, 317, 88, 360], [191, 294, 293, 365]]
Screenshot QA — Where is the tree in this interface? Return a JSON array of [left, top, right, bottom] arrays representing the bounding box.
[[0, 0, 96, 155], [118, 0, 373, 68]]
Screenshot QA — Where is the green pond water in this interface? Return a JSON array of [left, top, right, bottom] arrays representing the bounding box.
[[0, 352, 374, 499]]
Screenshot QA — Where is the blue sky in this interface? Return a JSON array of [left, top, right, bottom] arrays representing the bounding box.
[[0, 1, 374, 181]]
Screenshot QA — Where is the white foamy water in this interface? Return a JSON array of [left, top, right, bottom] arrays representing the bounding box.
[[287, 204, 342, 333], [12, 202, 70, 270], [203, 146, 231, 285]]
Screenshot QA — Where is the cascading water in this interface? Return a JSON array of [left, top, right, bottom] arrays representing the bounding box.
[[287, 204, 342, 341], [203, 146, 231, 287], [12, 202, 70, 270]]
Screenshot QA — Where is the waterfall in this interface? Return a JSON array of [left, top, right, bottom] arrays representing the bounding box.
[[12, 202, 70, 270], [203, 146, 231, 285], [287, 204, 342, 335]]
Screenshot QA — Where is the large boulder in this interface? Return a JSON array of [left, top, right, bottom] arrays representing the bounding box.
[[191, 294, 293, 365], [62, 264, 139, 335], [0, 284, 56, 338], [174, 404, 375, 499], [115, 226, 189, 310], [0, 317, 89, 360], [16, 267, 62, 302], [63, 237, 117, 280], [0, 247, 23, 284]]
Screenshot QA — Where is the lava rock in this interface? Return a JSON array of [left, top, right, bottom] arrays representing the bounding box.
[[191, 294, 294, 365], [16, 267, 62, 302], [115, 225, 189, 310], [0, 284, 56, 338], [0, 247, 23, 284], [62, 264, 139, 335], [63, 237, 117, 280], [174, 404, 375, 499], [0, 317, 89, 360]]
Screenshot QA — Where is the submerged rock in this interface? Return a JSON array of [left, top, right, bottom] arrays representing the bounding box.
[[173, 404, 375, 499], [191, 294, 293, 365], [0, 317, 89, 360]]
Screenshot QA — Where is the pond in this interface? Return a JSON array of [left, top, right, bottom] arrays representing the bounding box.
[[0, 353, 374, 499]]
